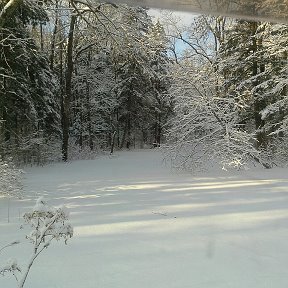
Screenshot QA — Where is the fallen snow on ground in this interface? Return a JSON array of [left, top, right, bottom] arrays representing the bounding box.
[[1, 149, 288, 288]]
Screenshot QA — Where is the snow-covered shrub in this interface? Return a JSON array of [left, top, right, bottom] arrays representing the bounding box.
[[16, 135, 62, 166], [0, 158, 23, 198], [68, 137, 105, 161], [259, 136, 288, 168], [68, 141, 96, 161], [0, 198, 73, 288]]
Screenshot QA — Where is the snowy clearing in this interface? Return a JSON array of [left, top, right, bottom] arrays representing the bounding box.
[[1, 149, 288, 288]]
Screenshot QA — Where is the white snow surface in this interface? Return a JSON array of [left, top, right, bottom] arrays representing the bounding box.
[[1, 149, 288, 287]]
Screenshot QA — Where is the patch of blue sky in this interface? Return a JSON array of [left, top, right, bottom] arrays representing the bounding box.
[[148, 8, 198, 56]]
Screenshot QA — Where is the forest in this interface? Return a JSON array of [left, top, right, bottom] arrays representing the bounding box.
[[1, 2, 288, 287], [0, 0, 287, 173]]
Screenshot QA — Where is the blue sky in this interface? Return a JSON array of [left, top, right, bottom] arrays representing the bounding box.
[[148, 8, 198, 56]]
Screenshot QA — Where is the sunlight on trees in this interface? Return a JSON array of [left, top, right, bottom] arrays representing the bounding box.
[[0, 0, 287, 171]]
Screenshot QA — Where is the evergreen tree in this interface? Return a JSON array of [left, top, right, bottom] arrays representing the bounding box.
[[72, 48, 117, 154], [111, 7, 171, 149], [0, 0, 60, 164], [217, 19, 288, 164]]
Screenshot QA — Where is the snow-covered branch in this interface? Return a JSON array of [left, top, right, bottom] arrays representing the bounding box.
[[164, 59, 261, 171]]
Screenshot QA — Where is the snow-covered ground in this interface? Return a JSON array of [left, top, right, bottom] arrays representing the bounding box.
[[1, 149, 288, 288]]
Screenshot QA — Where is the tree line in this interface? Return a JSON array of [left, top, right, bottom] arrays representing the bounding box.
[[0, 0, 287, 171], [0, 0, 171, 164]]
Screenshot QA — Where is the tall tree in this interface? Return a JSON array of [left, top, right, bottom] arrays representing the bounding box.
[[217, 18, 288, 164], [0, 0, 60, 163], [62, 11, 77, 161]]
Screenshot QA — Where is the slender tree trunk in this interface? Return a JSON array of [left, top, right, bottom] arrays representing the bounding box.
[[73, 66, 83, 148], [116, 109, 120, 148], [126, 115, 131, 149], [40, 23, 44, 51], [251, 21, 266, 149], [155, 113, 161, 146], [79, 108, 83, 148], [59, 22, 65, 145], [120, 121, 127, 149], [86, 82, 93, 150], [126, 94, 132, 149], [49, 1, 59, 70], [110, 131, 116, 154], [86, 49, 93, 151], [62, 13, 77, 161]]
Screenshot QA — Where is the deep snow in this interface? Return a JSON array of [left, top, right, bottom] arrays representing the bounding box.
[[1, 149, 288, 288]]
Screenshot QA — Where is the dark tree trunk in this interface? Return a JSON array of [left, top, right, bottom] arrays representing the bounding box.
[[126, 115, 131, 149], [49, 2, 59, 70], [251, 21, 266, 149], [86, 49, 93, 151], [116, 109, 120, 148], [62, 13, 77, 161], [110, 131, 116, 154], [126, 94, 132, 149], [40, 23, 43, 51], [154, 112, 161, 146], [120, 121, 127, 149]]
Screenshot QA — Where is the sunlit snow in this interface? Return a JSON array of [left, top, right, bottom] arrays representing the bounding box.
[[1, 149, 288, 288]]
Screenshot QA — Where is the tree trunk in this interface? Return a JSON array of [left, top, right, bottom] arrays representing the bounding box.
[[110, 131, 116, 154], [116, 109, 120, 148], [251, 21, 266, 149], [126, 115, 131, 149], [120, 121, 127, 149], [126, 94, 132, 149], [40, 23, 44, 51], [154, 112, 161, 146], [86, 49, 93, 151], [49, 1, 59, 70], [62, 13, 77, 161]]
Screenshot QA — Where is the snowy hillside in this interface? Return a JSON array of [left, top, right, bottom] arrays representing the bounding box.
[[1, 149, 288, 288]]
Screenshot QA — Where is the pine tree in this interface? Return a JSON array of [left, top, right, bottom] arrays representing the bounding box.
[[0, 0, 60, 164], [217, 19, 288, 165], [111, 7, 171, 149]]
